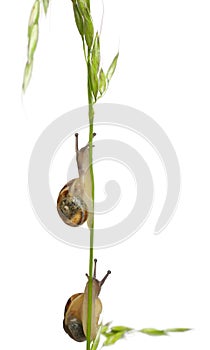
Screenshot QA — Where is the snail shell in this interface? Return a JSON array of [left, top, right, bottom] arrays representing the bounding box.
[[63, 293, 86, 342], [57, 133, 94, 227], [63, 259, 111, 342], [57, 179, 88, 226]]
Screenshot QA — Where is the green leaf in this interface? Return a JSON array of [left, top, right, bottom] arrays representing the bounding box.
[[103, 331, 125, 346], [99, 68, 106, 95], [90, 64, 98, 100], [91, 324, 103, 350], [101, 325, 109, 334], [76, 0, 88, 14], [101, 322, 112, 335], [42, 0, 50, 15], [28, 0, 40, 36], [28, 0, 40, 26], [86, 0, 90, 11], [22, 61, 33, 92], [28, 24, 39, 62], [84, 15, 94, 48], [106, 52, 119, 83], [166, 328, 192, 333], [73, 2, 84, 36], [102, 331, 116, 338], [111, 326, 132, 333], [76, 0, 94, 48], [139, 328, 167, 336], [92, 32, 100, 73]]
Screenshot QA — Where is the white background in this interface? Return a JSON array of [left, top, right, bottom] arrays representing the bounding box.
[[1, 0, 210, 349]]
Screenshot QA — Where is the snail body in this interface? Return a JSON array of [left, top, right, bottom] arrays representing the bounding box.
[[63, 259, 111, 342], [57, 133, 94, 227]]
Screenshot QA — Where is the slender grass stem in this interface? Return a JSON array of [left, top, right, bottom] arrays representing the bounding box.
[[86, 50, 95, 350], [82, 37, 87, 63]]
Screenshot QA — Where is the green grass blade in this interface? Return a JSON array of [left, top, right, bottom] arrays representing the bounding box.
[[84, 15, 94, 48], [103, 331, 125, 346], [22, 61, 33, 92], [76, 0, 94, 48], [28, 0, 40, 36], [28, 24, 39, 62], [100, 322, 112, 335], [100, 322, 191, 348], [99, 68, 106, 95], [86, 0, 90, 11], [73, 2, 84, 36], [92, 32, 100, 73], [111, 326, 132, 332], [23, 0, 40, 92], [90, 65, 98, 100], [22, 0, 50, 92], [42, 0, 50, 15], [106, 52, 119, 83], [139, 328, 168, 336], [166, 328, 192, 333], [77, 0, 89, 14], [91, 324, 103, 350]]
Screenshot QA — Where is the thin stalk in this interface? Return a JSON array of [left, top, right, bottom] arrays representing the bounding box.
[[86, 50, 95, 350], [82, 37, 87, 63]]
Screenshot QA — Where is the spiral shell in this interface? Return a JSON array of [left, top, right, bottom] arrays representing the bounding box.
[[57, 179, 88, 227], [63, 293, 86, 342]]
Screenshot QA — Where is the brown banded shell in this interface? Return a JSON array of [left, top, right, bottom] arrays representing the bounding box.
[[57, 179, 88, 227], [63, 293, 86, 342]]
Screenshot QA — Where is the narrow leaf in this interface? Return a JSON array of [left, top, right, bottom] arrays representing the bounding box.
[[101, 326, 109, 334], [42, 0, 50, 15], [28, 0, 40, 36], [28, 24, 39, 62], [76, 0, 94, 48], [90, 65, 98, 100], [92, 32, 100, 73], [111, 326, 132, 333], [102, 331, 116, 338], [91, 324, 103, 350], [106, 52, 119, 83], [77, 0, 88, 14], [101, 322, 112, 335], [166, 328, 192, 333], [99, 68, 106, 95], [139, 328, 167, 336], [22, 61, 33, 92], [28, 0, 40, 26], [84, 15, 94, 48], [103, 331, 125, 346], [86, 0, 90, 11], [73, 3, 84, 36]]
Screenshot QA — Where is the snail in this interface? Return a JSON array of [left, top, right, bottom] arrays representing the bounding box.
[[63, 259, 111, 342], [57, 133, 95, 227]]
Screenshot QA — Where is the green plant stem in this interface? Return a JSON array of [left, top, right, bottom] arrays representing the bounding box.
[[86, 49, 95, 350], [82, 37, 87, 62]]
